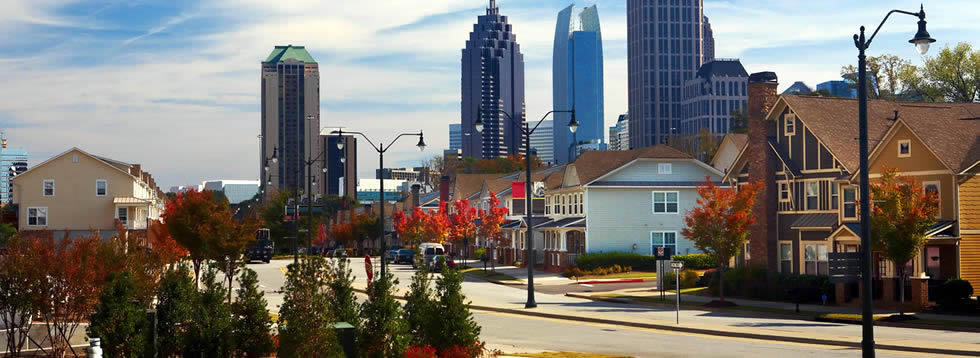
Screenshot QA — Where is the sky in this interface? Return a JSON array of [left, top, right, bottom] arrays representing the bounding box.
[[1, 0, 977, 190]]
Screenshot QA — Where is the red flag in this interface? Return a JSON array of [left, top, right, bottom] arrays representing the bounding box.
[[512, 181, 525, 199]]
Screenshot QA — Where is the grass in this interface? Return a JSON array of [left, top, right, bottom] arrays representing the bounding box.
[[506, 353, 632, 358], [577, 271, 658, 280], [818, 313, 892, 322], [461, 267, 521, 282], [665, 287, 708, 295]]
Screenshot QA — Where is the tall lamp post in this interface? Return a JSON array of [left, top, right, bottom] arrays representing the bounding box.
[[331, 129, 425, 276], [474, 107, 577, 308], [853, 6, 934, 357]]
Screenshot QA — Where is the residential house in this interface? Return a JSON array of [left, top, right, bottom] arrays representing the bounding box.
[[12, 148, 165, 237]]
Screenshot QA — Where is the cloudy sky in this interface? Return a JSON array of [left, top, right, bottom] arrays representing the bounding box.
[[1, 0, 976, 189]]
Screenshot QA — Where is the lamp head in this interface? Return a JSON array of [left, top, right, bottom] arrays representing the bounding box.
[[474, 108, 484, 133], [271, 147, 278, 164], [321, 166, 328, 173], [568, 110, 579, 134], [417, 133, 427, 151], [910, 5, 936, 55]]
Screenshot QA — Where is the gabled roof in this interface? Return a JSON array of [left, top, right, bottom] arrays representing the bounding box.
[[264, 45, 317, 64], [14, 147, 136, 181], [710, 133, 748, 169], [452, 173, 505, 201], [571, 145, 692, 187]]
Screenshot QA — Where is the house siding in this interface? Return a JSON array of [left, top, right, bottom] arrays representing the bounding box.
[[959, 174, 980, 289]]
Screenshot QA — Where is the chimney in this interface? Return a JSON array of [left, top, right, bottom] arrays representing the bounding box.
[[411, 184, 421, 207], [439, 175, 450, 202], [746, 71, 779, 271]]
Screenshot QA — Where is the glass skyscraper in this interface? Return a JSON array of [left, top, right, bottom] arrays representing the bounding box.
[[449, 123, 462, 151], [627, 0, 712, 148], [1, 144, 28, 204], [461, 0, 526, 159], [529, 119, 554, 165], [553, 4, 604, 164]]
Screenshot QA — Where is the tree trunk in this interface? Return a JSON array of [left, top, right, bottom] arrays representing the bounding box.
[[898, 264, 906, 316], [718, 264, 726, 303], [226, 259, 234, 305]]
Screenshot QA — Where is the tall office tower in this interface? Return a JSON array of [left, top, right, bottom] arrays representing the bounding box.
[[608, 113, 630, 151], [0, 135, 28, 204], [461, 0, 526, 159], [627, 0, 709, 148], [702, 16, 714, 61], [553, 4, 604, 164], [320, 134, 357, 199], [449, 123, 462, 150], [681, 58, 748, 136], [528, 119, 554, 165], [261, 45, 322, 195]]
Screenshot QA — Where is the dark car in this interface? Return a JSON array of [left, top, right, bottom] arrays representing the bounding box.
[[246, 239, 273, 263], [394, 249, 415, 264], [430, 255, 456, 271], [384, 249, 399, 263]]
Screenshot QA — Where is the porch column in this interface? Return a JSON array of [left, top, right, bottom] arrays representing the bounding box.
[[561, 231, 567, 251]]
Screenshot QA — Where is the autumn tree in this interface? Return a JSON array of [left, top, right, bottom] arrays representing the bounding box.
[[478, 193, 509, 271], [869, 169, 940, 305], [449, 200, 479, 261], [148, 218, 188, 268], [682, 178, 762, 304], [0, 236, 40, 356], [163, 189, 226, 283], [841, 54, 914, 100], [212, 212, 263, 304], [422, 202, 451, 245], [394, 207, 428, 249]]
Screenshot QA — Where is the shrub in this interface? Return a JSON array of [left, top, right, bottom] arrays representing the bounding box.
[[232, 268, 275, 358], [680, 270, 698, 288], [326, 257, 361, 330], [405, 345, 438, 358], [404, 265, 438, 347], [278, 256, 340, 357], [709, 265, 832, 303], [474, 247, 487, 260], [562, 265, 633, 278], [936, 279, 974, 309], [670, 254, 716, 270], [89, 271, 149, 357], [432, 269, 481, 354], [156, 264, 196, 357], [359, 272, 409, 357], [575, 252, 654, 271], [184, 266, 233, 357]]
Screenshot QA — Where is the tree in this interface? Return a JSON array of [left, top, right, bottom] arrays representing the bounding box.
[[0, 222, 16, 247], [277, 256, 339, 357], [184, 266, 233, 357], [449, 199, 479, 261], [163, 189, 227, 283], [156, 264, 196, 358], [906, 42, 980, 102], [403, 266, 437, 347], [259, 190, 293, 251], [422, 202, 450, 244], [355, 213, 381, 254], [148, 218, 188, 268], [394, 207, 428, 248], [681, 178, 762, 304], [0, 236, 40, 356], [326, 257, 361, 330], [478, 193, 509, 272], [869, 168, 940, 306], [232, 268, 275, 358], [432, 269, 482, 353], [213, 212, 262, 304], [841, 54, 914, 100], [89, 271, 150, 357], [669, 129, 720, 163], [729, 109, 748, 134], [358, 272, 409, 357]]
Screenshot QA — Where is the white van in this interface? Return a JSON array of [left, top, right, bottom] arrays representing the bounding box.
[[417, 243, 445, 268]]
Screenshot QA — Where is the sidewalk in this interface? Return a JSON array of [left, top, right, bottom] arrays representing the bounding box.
[[460, 262, 574, 286]]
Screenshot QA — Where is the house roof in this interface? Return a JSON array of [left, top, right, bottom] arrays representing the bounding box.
[[452, 173, 504, 201], [696, 59, 748, 79], [571, 145, 692, 187], [782, 95, 980, 172], [538, 217, 585, 229], [789, 213, 838, 229], [590, 180, 726, 187]]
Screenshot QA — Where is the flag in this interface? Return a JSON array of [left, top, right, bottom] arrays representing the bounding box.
[[512, 181, 525, 199]]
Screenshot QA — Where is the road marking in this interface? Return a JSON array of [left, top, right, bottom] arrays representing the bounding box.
[[579, 284, 593, 287], [279, 267, 287, 275]]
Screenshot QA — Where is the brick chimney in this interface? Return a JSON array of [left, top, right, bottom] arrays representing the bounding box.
[[746, 72, 779, 270], [439, 175, 450, 202], [411, 184, 421, 207]]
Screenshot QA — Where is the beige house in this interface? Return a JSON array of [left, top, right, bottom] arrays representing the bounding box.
[[12, 148, 165, 234]]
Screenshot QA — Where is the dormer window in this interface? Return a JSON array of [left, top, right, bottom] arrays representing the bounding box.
[[658, 163, 672, 174], [898, 139, 911, 158], [784, 114, 796, 136]]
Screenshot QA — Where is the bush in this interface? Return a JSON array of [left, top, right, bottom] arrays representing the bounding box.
[[326, 257, 361, 330], [709, 265, 832, 303], [89, 271, 150, 357], [278, 256, 340, 357], [574, 252, 654, 271], [232, 268, 275, 358], [936, 279, 974, 308], [661, 270, 699, 289], [670, 254, 716, 270], [359, 272, 409, 357], [432, 269, 482, 354], [184, 266, 233, 357], [404, 265, 437, 347], [474, 247, 487, 260], [562, 265, 633, 278], [156, 264, 196, 357]]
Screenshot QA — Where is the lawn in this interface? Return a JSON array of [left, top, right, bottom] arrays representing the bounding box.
[[461, 268, 521, 282], [577, 271, 657, 280]]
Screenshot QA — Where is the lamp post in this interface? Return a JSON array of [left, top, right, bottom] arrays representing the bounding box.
[[853, 6, 934, 357], [331, 129, 425, 276], [474, 107, 577, 308]]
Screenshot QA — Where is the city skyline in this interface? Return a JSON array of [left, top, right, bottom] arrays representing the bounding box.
[[553, 4, 604, 164], [1, 0, 976, 188]]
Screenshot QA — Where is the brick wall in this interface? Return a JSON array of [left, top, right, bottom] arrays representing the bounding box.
[[746, 72, 779, 271]]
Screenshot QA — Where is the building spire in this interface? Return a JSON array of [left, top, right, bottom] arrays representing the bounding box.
[[487, 0, 498, 15]]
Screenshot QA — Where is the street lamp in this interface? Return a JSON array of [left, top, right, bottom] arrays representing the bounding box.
[[331, 128, 425, 276], [474, 106, 575, 309], [853, 6, 934, 357]]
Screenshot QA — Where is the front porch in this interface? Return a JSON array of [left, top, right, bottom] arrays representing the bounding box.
[[540, 217, 586, 273], [113, 197, 158, 230]]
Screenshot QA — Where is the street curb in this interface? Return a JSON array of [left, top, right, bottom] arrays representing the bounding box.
[[575, 279, 644, 285], [814, 316, 980, 333], [462, 271, 527, 286]]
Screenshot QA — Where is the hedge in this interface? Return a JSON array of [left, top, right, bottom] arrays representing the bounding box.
[[670, 254, 716, 270], [707, 265, 833, 303], [574, 252, 655, 271], [934, 279, 975, 310]]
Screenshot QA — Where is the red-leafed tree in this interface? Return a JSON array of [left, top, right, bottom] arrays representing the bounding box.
[[422, 202, 450, 245], [314, 223, 328, 247], [394, 207, 428, 248], [478, 193, 509, 271], [449, 200, 479, 260], [162, 189, 230, 283], [149, 218, 187, 267], [682, 178, 762, 304], [869, 168, 940, 305]]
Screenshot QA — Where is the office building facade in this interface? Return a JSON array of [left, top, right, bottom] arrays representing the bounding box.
[[627, 0, 711, 148], [202, 180, 261, 204], [461, 0, 527, 159], [261, 45, 322, 196], [702, 16, 714, 61], [376, 167, 425, 182], [320, 134, 357, 199], [529, 119, 554, 165], [553, 4, 604, 164], [0, 137, 28, 204], [608, 113, 630, 151], [816, 80, 857, 98], [449, 123, 462, 151], [681, 58, 748, 136]]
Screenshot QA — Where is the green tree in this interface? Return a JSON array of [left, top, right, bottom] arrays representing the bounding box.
[[841, 54, 913, 100], [403, 266, 437, 347], [184, 266, 233, 357], [155, 264, 196, 357], [358, 272, 409, 357], [326, 257, 361, 330], [232, 268, 275, 358], [89, 272, 149, 357], [904, 42, 980, 102], [729, 109, 748, 134], [277, 256, 340, 357], [0, 222, 16, 247], [432, 269, 481, 352]]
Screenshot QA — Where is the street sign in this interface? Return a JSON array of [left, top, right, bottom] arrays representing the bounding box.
[[670, 261, 684, 270], [829, 252, 862, 284], [653, 246, 669, 260]]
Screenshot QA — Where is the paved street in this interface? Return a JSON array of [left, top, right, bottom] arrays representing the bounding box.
[[238, 257, 977, 357]]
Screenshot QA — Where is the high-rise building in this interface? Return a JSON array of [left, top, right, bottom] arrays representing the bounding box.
[[608, 113, 630, 151], [0, 136, 28, 204], [201, 180, 261, 204], [627, 0, 711, 148], [553, 4, 604, 164], [449, 123, 462, 151], [782, 81, 813, 95], [816, 80, 857, 98], [702, 16, 714, 61], [681, 58, 748, 136], [461, 0, 526, 159], [260, 45, 322, 196], [529, 119, 554, 165], [320, 134, 357, 199], [376, 167, 425, 182]]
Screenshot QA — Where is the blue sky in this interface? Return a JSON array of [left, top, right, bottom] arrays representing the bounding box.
[[1, 0, 976, 189]]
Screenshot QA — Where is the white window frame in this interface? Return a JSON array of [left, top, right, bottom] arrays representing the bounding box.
[[806, 182, 819, 210], [96, 179, 107, 197], [779, 182, 790, 202], [652, 191, 679, 214], [578, 193, 584, 214], [784, 113, 796, 136], [830, 184, 839, 210], [27, 207, 48, 226], [843, 186, 857, 219], [650, 231, 678, 256], [658, 163, 672, 175], [922, 180, 941, 217], [804, 243, 829, 275], [897, 139, 911, 158], [544, 196, 550, 215], [43, 179, 55, 196], [779, 242, 793, 273], [117, 207, 128, 226]]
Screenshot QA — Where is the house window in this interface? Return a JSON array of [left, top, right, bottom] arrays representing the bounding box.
[[897, 139, 911, 158], [843, 187, 857, 219], [545, 196, 551, 215], [117, 207, 128, 226], [27, 207, 48, 226], [43, 180, 55, 196], [658, 163, 672, 174], [831, 184, 839, 210], [923, 181, 940, 217], [578, 193, 584, 214], [651, 231, 677, 257], [652, 191, 679, 214], [552, 195, 559, 214], [805, 244, 829, 275], [72, 154, 78, 163], [784, 114, 796, 136], [779, 182, 790, 202], [779, 243, 792, 273], [806, 182, 819, 210], [96, 180, 107, 196]]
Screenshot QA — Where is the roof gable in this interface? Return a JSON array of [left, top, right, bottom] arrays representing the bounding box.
[[14, 147, 136, 182]]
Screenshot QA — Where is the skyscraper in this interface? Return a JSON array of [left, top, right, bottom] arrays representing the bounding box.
[[627, 0, 712, 148], [449, 123, 462, 150], [320, 134, 357, 199], [703, 16, 715, 61], [0, 135, 28, 204], [608, 113, 630, 151], [261, 45, 322, 195], [681, 58, 748, 136], [528, 119, 554, 165], [553, 4, 604, 164], [461, 0, 526, 159]]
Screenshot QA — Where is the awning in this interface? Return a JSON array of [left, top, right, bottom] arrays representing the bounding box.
[[113, 197, 151, 206], [538, 217, 585, 229], [926, 221, 956, 237], [790, 213, 838, 229]]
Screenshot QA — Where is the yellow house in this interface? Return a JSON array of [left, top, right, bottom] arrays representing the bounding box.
[[11, 148, 165, 234]]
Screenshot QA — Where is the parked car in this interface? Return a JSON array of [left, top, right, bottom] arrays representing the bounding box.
[[328, 248, 348, 258], [394, 249, 415, 264], [416, 243, 445, 268], [245, 239, 274, 263], [384, 249, 399, 263], [430, 255, 456, 271]]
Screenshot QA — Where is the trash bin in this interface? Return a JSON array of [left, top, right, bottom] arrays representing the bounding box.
[[332, 322, 356, 358]]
